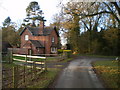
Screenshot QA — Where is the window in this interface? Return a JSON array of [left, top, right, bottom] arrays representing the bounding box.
[[52, 37, 55, 43], [37, 48, 40, 52], [25, 35, 29, 41], [51, 47, 57, 53]]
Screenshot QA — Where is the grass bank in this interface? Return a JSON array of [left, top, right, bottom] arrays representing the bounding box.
[[28, 68, 60, 88], [92, 60, 119, 88]]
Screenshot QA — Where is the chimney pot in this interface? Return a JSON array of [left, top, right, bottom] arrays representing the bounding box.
[[39, 21, 45, 34], [39, 21, 44, 30]]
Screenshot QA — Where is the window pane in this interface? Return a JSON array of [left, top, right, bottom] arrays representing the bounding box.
[[52, 37, 55, 42], [25, 35, 29, 41]]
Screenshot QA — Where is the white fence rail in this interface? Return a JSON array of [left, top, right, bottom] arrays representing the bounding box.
[[13, 54, 46, 59], [13, 54, 46, 66]]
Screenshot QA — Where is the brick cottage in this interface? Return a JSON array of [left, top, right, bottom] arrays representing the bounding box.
[[19, 21, 59, 55]]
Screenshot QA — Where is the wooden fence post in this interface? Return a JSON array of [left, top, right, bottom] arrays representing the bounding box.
[[23, 65, 26, 87], [25, 54, 27, 63], [31, 64, 33, 81], [8, 52, 10, 64], [11, 50, 13, 63], [32, 61, 35, 80], [13, 66, 18, 88], [44, 58, 47, 71]]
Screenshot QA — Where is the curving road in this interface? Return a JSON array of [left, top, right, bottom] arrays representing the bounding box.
[[54, 56, 113, 88]]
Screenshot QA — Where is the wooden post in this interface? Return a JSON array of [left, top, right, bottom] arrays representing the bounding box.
[[33, 61, 35, 79], [13, 66, 18, 88], [23, 65, 26, 87], [8, 52, 10, 64], [40, 61, 42, 71], [25, 54, 27, 64], [11, 50, 13, 63], [44, 57, 47, 71], [31, 64, 33, 81]]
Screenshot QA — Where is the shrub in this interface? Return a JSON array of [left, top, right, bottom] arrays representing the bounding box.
[[58, 49, 63, 54]]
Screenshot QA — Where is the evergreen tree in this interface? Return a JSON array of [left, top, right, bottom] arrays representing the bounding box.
[[3, 17, 11, 27], [23, 1, 45, 27]]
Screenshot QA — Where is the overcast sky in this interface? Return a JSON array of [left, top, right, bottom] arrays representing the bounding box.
[[0, 0, 65, 27]]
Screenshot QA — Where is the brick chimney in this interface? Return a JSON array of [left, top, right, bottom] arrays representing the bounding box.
[[39, 21, 44, 30], [39, 21, 45, 34]]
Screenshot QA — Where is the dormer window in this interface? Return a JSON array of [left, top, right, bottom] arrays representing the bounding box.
[[25, 35, 29, 41], [52, 37, 55, 43]]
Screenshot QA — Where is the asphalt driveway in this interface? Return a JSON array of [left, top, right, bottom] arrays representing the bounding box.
[[54, 56, 113, 88]]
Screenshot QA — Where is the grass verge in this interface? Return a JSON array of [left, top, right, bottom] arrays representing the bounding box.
[[92, 60, 119, 88], [28, 68, 60, 88]]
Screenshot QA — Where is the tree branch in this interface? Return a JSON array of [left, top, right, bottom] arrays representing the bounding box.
[[83, 11, 111, 17], [80, 11, 120, 26], [81, 20, 90, 31], [110, 2, 120, 16]]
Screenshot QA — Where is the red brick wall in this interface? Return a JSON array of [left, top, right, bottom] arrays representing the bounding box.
[[32, 48, 45, 55], [45, 30, 58, 54], [21, 28, 33, 48]]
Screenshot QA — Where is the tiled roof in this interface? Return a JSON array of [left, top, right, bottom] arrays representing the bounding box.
[[20, 26, 59, 37], [29, 26, 53, 36], [20, 26, 54, 36], [30, 40, 44, 48]]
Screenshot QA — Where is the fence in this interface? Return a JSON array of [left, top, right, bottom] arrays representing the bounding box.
[[13, 54, 47, 69], [8, 48, 28, 55], [2, 63, 46, 88], [2, 54, 47, 88], [2, 50, 13, 63]]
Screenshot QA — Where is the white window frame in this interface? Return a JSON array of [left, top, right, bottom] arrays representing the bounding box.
[[25, 35, 29, 41], [52, 37, 55, 43], [51, 47, 57, 53]]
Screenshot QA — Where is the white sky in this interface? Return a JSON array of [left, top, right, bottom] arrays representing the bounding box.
[[0, 0, 64, 27]]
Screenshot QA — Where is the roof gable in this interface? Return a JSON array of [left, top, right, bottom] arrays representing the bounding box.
[[30, 40, 44, 48], [53, 27, 59, 37], [19, 27, 27, 36], [19, 26, 59, 37], [23, 40, 44, 48]]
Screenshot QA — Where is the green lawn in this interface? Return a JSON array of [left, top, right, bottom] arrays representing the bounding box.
[[92, 60, 119, 88]]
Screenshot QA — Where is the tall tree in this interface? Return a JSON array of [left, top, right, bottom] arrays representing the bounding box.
[[3, 17, 11, 27], [23, 1, 45, 26], [2, 17, 20, 47], [61, 2, 81, 53], [81, 2, 120, 27], [58, 1, 120, 55]]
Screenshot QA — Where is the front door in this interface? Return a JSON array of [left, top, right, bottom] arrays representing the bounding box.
[[28, 49, 32, 55]]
